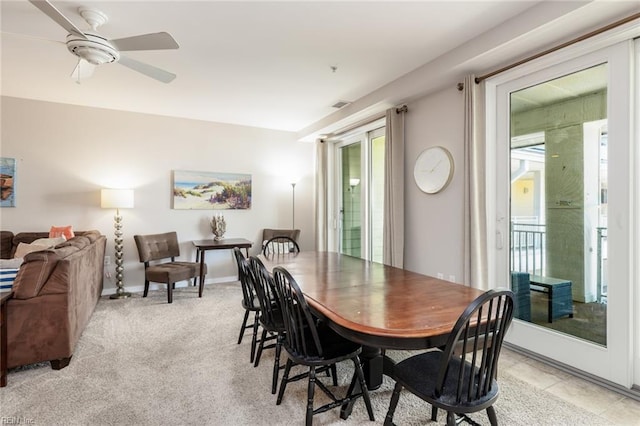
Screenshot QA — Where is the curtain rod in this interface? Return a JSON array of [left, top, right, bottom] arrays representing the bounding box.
[[457, 12, 639, 90], [322, 105, 407, 140]]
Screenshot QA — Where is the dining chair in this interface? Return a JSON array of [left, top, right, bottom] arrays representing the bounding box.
[[248, 256, 286, 394], [133, 231, 205, 304], [233, 247, 260, 362], [272, 266, 375, 425], [261, 228, 300, 252], [384, 289, 515, 426], [262, 236, 300, 256]]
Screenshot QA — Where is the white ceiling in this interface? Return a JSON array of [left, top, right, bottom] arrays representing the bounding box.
[[1, 1, 638, 134]]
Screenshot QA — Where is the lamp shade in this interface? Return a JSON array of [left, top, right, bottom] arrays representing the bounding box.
[[101, 189, 134, 209]]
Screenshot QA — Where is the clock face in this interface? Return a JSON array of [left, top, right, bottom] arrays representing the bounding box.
[[413, 146, 454, 194]]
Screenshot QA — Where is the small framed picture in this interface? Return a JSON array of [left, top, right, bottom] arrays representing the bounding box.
[[0, 157, 16, 208]]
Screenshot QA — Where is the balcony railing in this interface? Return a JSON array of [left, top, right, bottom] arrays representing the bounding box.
[[510, 222, 546, 276], [510, 221, 608, 304]]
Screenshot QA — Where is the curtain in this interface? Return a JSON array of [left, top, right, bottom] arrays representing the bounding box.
[[463, 75, 489, 290], [383, 107, 406, 267], [314, 138, 329, 251]]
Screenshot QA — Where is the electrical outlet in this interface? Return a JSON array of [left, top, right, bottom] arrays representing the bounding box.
[[104, 256, 111, 265], [437, 272, 444, 279], [449, 275, 456, 283]]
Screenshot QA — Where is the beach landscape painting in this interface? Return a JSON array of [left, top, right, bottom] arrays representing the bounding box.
[[173, 170, 252, 210]]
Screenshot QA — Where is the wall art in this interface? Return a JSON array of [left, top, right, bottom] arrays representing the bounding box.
[[0, 157, 16, 207], [173, 170, 251, 210]]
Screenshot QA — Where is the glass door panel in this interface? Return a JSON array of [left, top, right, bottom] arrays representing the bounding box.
[[340, 142, 361, 257], [509, 64, 608, 346], [370, 133, 385, 263]]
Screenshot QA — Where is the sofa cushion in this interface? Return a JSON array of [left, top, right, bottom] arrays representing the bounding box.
[[12, 250, 58, 299], [0, 231, 13, 259], [55, 236, 90, 253]]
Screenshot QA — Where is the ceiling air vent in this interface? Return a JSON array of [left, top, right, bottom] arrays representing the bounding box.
[[332, 101, 351, 109]]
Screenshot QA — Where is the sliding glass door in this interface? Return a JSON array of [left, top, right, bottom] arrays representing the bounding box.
[[490, 41, 633, 386], [335, 127, 385, 262]]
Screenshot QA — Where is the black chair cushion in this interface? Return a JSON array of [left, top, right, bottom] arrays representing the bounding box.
[[394, 350, 499, 409], [259, 303, 285, 332], [287, 321, 361, 365]]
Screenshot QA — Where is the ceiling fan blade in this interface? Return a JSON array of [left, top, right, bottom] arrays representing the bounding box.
[[110, 32, 179, 52], [118, 55, 176, 83], [70, 58, 95, 83], [1, 31, 65, 46], [28, 0, 87, 39]]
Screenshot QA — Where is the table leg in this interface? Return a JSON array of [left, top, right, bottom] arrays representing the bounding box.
[[194, 249, 200, 286], [198, 249, 205, 298]]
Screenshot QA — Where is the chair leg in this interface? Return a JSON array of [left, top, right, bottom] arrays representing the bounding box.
[[384, 382, 403, 426], [250, 314, 259, 363], [168, 282, 173, 304], [431, 406, 438, 421], [272, 333, 283, 394], [446, 411, 456, 426], [143, 280, 150, 297], [306, 366, 316, 426], [486, 405, 498, 426], [238, 309, 250, 344], [353, 356, 374, 421], [330, 364, 338, 386], [254, 328, 268, 367], [277, 359, 293, 405]]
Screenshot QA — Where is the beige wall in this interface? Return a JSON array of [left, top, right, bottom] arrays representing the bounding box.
[[0, 96, 315, 294], [403, 87, 465, 283]]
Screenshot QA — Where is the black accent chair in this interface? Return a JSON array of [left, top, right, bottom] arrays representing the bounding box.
[[262, 236, 300, 256], [272, 266, 375, 425], [233, 247, 261, 363], [384, 289, 515, 426], [133, 232, 205, 304], [248, 256, 287, 394]]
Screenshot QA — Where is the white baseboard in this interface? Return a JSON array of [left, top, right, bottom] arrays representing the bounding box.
[[100, 275, 238, 296]]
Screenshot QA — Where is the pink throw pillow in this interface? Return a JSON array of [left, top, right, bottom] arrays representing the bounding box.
[[49, 225, 75, 240]]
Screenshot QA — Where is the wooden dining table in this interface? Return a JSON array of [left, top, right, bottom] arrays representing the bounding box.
[[259, 251, 485, 418]]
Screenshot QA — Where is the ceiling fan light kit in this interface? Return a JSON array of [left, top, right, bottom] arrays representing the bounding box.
[[26, 0, 179, 83], [66, 32, 120, 66]]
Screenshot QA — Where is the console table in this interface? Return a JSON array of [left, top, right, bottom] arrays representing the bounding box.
[[530, 275, 574, 323], [192, 238, 253, 287]]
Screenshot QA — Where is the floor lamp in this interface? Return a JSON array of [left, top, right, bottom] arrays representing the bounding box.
[[101, 188, 134, 299], [291, 182, 296, 229]]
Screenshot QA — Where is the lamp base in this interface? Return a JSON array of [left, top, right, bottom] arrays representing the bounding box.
[[110, 292, 132, 299]]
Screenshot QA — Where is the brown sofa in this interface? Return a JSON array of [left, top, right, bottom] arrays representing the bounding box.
[[0, 230, 106, 369]]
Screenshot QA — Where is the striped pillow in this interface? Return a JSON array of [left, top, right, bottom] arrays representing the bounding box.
[[0, 268, 19, 290]]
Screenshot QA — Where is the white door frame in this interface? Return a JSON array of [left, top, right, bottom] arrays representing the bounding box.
[[485, 31, 636, 387]]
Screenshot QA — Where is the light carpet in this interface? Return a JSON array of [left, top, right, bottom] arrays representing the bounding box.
[[1, 282, 609, 425]]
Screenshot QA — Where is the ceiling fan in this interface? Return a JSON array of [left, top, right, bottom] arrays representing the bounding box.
[[25, 0, 179, 83]]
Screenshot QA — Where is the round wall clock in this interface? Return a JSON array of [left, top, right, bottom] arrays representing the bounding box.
[[413, 146, 454, 194]]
